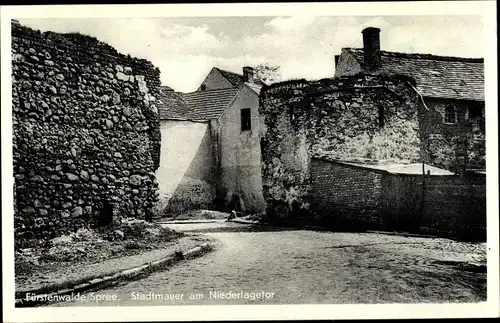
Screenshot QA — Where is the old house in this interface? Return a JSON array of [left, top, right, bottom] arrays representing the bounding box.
[[156, 67, 266, 215], [197, 66, 266, 91], [334, 27, 485, 173], [259, 44, 486, 240], [259, 74, 426, 226]]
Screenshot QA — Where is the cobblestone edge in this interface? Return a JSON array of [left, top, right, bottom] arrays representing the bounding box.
[[15, 243, 213, 307], [156, 220, 223, 224]]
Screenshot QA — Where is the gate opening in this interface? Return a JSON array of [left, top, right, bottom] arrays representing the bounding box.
[[97, 201, 113, 227]]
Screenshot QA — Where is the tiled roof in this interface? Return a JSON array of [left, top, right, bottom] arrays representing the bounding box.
[[156, 86, 202, 121], [183, 88, 240, 120], [157, 79, 260, 121], [345, 48, 484, 101], [215, 67, 266, 88]]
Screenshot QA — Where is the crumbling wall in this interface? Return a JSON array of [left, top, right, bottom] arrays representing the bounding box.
[[11, 21, 162, 248], [259, 74, 423, 223]]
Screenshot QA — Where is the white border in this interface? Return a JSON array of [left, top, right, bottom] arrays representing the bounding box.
[[2, 2, 499, 322]]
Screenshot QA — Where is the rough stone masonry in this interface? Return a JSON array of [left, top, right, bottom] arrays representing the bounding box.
[[11, 21, 162, 248], [259, 73, 424, 224]]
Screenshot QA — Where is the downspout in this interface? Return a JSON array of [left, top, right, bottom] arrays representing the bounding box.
[[420, 162, 426, 233], [213, 119, 223, 208], [407, 80, 432, 180], [406, 81, 429, 111], [410, 81, 430, 233], [402, 80, 430, 233]]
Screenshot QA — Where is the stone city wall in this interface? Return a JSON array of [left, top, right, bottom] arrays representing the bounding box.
[[12, 21, 162, 248]]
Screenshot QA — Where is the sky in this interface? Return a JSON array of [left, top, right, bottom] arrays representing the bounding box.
[[18, 16, 484, 93]]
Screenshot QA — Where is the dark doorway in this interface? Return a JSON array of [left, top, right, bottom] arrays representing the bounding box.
[[97, 201, 113, 227], [378, 105, 385, 127]]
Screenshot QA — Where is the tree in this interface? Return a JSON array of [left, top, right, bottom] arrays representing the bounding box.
[[254, 63, 281, 85]]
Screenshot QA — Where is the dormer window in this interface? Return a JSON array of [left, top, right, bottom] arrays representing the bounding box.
[[444, 105, 457, 124], [200, 84, 207, 91]]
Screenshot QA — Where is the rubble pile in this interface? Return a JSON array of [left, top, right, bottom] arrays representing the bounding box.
[[15, 222, 183, 277], [108, 217, 183, 242]]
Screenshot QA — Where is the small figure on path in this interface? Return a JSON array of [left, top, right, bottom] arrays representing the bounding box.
[[226, 210, 237, 222]]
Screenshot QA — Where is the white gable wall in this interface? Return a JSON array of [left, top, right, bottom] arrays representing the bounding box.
[[218, 85, 266, 213], [155, 120, 216, 215], [197, 68, 235, 91]]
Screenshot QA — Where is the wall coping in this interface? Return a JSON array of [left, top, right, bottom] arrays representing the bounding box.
[[311, 157, 456, 176]]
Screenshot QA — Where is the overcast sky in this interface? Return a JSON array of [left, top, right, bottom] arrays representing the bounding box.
[[18, 16, 484, 92]]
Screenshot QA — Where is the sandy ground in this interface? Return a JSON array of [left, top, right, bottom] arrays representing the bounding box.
[[51, 222, 486, 306]]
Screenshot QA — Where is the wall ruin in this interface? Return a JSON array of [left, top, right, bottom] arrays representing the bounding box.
[[259, 73, 424, 224], [12, 21, 162, 248]]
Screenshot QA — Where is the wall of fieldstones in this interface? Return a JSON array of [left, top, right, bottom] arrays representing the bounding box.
[[11, 21, 162, 248]]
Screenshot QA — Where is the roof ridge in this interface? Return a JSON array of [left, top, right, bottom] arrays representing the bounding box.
[[346, 47, 484, 63], [215, 67, 243, 76], [184, 87, 240, 95]]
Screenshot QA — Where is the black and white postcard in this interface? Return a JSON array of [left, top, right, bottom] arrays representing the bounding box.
[[1, 1, 498, 322]]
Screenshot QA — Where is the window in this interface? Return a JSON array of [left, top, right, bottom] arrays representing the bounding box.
[[444, 105, 457, 124], [467, 106, 482, 120], [241, 108, 251, 131], [200, 84, 207, 91], [289, 102, 297, 122]]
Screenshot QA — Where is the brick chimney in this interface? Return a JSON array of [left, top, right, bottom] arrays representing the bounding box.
[[243, 66, 254, 83], [362, 27, 381, 71]]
